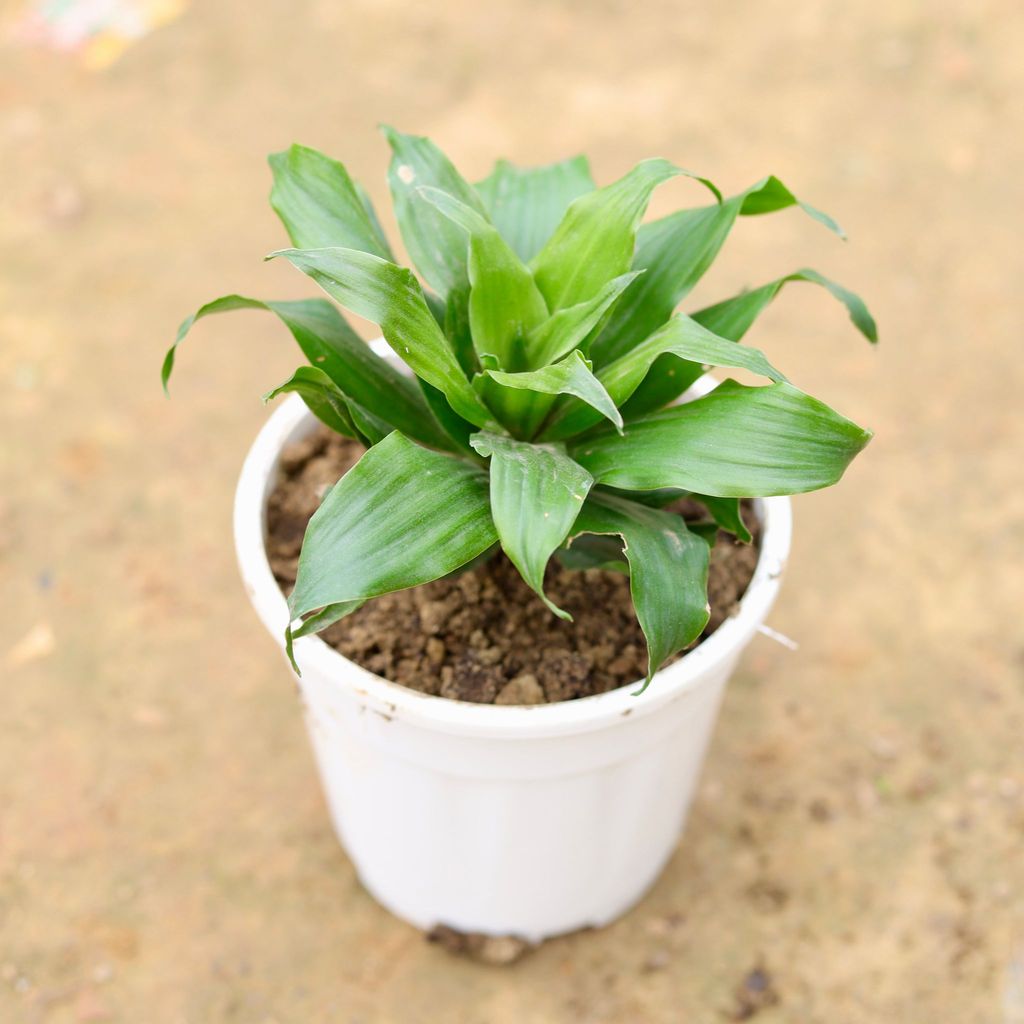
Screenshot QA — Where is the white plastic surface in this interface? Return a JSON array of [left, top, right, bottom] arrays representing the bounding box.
[[234, 383, 791, 941]]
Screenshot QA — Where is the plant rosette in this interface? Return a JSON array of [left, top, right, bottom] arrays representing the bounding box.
[[166, 130, 875, 940]]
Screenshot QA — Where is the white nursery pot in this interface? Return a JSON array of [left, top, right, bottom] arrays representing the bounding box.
[[234, 368, 792, 943]]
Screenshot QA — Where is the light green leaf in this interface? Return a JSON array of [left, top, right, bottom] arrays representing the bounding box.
[[263, 365, 390, 445], [418, 186, 548, 369], [269, 144, 393, 257], [541, 313, 787, 440], [288, 432, 497, 622], [482, 350, 623, 436], [267, 247, 495, 429], [530, 159, 721, 311], [476, 156, 596, 262], [382, 125, 487, 297], [570, 380, 872, 497], [591, 175, 845, 366], [570, 491, 711, 685], [524, 272, 641, 369], [469, 431, 593, 619]]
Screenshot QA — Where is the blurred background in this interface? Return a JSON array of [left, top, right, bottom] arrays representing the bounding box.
[[2, 0, 1023, 1020]]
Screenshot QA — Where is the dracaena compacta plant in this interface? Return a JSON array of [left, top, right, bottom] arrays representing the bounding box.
[[164, 128, 876, 689]]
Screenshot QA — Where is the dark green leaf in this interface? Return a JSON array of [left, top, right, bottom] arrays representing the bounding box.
[[693, 495, 752, 543], [591, 176, 844, 366], [530, 159, 721, 311], [692, 268, 878, 344], [621, 268, 877, 421], [418, 379, 477, 454], [288, 432, 497, 622], [570, 380, 872, 497], [476, 156, 596, 262], [541, 313, 786, 440], [470, 432, 593, 618], [267, 248, 495, 429], [570, 491, 711, 684], [268, 144, 393, 257], [382, 126, 487, 298], [419, 186, 548, 369], [263, 365, 390, 445], [163, 294, 456, 450]]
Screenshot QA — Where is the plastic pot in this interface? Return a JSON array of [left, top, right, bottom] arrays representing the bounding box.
[[234, 371, 791, 943]]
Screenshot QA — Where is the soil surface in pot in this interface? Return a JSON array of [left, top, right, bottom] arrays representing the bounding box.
[[266, 426, 761, 704]]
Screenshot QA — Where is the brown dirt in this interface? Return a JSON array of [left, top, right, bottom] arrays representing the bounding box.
[[265, 425, 760, 704]]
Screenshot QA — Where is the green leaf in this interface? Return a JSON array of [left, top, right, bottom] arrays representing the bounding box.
[[621, 268, 877, 421], [570, 380, 872, 497], [470, 432, 593, 619], [268, 144, 393, 257], [263, 365, 390, 445], [693, 495, 752, 543], [418, 186, 548, 369], [288, 432, 497, 622], [381, 125, 487, 298], [524, 271, 641, 369], [570, 491, 711, 685], [541, 313, 787, 440], [292, 600, 365, 637], [555, 533, 628, 573], [591, 175, 844, 366], [476, 156, 596, 262], [530, 158, 721, 311], [418, 380, 477, 454], [692, 268, 878, 344], [482, 350, 623, 436], [267, 248, 495, 429], [739, 176, 844, 236], [163, 294, 456, 450]]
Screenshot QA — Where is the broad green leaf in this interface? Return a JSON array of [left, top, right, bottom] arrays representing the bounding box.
[[541, 313, 787, 440], [269, 144, 393, 257], [692, 268, 877, 344], [162, 294, 456, 450], [621, 268, 877, 420], [693, 495, 752, 543], [482, 350, 623, 436], [382, 126, 487, 297], [524, 272, 641, 369], [288, 432, 497, 622], [570, 380, 872, 497], [475, 156, 596, 262], [418, 186, 548, 369], [530, 159, 721, 311], [470, 432, 593, 619], [591, 176, 845, 366], [570, 491, 711, 685], [267, 248, 495, 429], [263, 365, 390, 445]]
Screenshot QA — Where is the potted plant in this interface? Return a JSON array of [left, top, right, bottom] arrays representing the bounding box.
[[164, 128, 875, 944]]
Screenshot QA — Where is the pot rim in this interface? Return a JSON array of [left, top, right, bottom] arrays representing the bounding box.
[[234, 349, 792, 740]]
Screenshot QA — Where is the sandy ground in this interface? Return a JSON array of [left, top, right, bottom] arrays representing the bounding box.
[[2, 0, 1023, 1020]]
